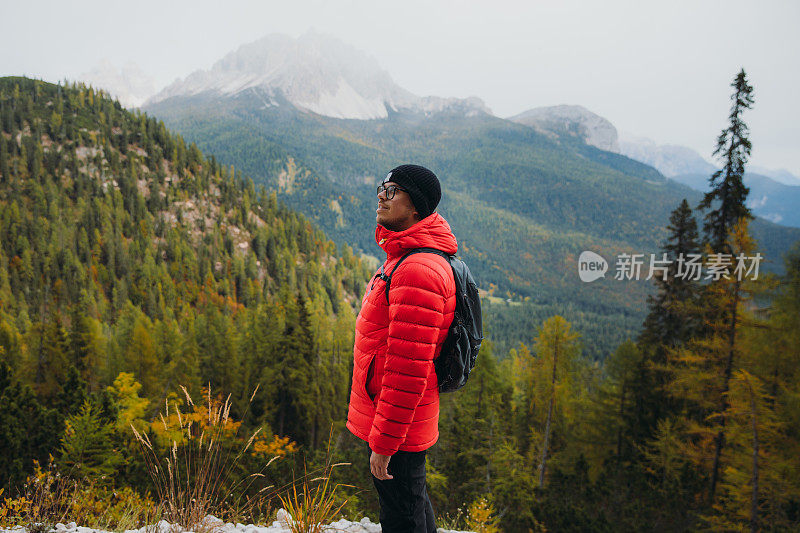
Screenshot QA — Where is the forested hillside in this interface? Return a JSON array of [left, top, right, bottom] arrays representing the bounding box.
[[0, 76, 372, 492]]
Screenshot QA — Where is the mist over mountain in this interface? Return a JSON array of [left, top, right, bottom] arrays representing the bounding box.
[[147, 31, 491, 120], [617, 133, 717, 177], [749, 165, 800, 186], [78, 59, 157, 108]]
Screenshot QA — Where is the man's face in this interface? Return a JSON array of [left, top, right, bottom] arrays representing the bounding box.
[[376, 181, 420, 232]]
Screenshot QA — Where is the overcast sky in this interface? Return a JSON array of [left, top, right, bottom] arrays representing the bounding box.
[[2, 0, 798, 175]]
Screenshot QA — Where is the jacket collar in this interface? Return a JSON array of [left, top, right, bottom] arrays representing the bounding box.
[[375, 212, 458, 260]]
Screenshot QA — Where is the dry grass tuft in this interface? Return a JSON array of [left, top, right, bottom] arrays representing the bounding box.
[[131, 384, 281, 531], [277, 429, 353, 533]]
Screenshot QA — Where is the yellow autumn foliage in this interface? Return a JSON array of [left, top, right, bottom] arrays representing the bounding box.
[[466, 496, 500, 533]]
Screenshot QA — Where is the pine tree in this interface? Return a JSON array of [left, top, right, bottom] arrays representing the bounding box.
[[124, 314, 159, 398], [637, 199, 702, 431], [697, 68, 755, 254], [699, 369, 785, 531], [490, 442, 541, 531], [58, 400, 121, 481], [602, 340, 646, 460], [0, 361, 62, 492], [664, 219, 759, 504], [158, 317, 200, 399], [271, 292, 315, 445], [56, 364, 88, 417], [511, 342, 537, 456], [68, 305, 92, 372], [436, 340, 511, 510], [29, 314, 71, 406], [236, 302, 279, 427], [640, 199, 703, 348], [533, 316, 581, 488], [734, 241, 800, 528], [203, 306, 240, 398]]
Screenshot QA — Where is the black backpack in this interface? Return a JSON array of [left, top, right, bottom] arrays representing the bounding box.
[[378, 247, 483, 393]]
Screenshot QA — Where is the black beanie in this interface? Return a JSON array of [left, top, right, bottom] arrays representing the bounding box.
[[383, 164, 441, 219]]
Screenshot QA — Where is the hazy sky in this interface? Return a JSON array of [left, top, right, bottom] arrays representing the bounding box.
[[2, 0, 798, 175]]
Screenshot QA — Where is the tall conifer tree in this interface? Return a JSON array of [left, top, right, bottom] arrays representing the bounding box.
[[637, 199, 702, 431], [697, 68, 754, 254]]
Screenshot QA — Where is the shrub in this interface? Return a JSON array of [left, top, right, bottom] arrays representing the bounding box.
[[0, 458, 77, 532], [132, 384, 293, 529]]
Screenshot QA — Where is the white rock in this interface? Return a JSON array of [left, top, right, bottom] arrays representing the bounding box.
[[275, 509, 292, 529], [0, 515, 475, 533]]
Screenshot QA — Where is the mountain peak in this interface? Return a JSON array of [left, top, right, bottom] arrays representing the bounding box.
[[147, 31, 490, 120], [508, 104, 619, 152]]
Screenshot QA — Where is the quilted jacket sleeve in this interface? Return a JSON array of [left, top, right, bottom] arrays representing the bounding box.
[[368, 259, 448, 455]]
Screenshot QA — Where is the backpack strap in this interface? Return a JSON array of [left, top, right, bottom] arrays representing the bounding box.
[[382, 247, 453, 305]]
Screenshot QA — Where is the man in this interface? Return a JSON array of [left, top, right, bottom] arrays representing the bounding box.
[[346, 164, 457, 532]]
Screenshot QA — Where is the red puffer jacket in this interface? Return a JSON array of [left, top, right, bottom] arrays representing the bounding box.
[[346, 212, 457, 456]]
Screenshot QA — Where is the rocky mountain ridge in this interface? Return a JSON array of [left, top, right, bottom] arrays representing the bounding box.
[[508, 104, 620, 152]]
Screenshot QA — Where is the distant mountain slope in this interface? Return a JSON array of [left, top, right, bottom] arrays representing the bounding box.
[[669, 172, 800, 227], [515, 113, 800, 228], [618, 134, 717, 177], [749, 165, 800, 186], [618, 133, 800, 187]]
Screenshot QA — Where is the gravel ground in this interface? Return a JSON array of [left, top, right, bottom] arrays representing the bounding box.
[[0, 509, 471, 533]]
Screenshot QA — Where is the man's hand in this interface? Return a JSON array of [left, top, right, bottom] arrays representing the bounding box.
[[370, 450, 393, 480]]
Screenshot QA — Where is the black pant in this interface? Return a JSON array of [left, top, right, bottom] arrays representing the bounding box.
[[369, 446, 436, 533]]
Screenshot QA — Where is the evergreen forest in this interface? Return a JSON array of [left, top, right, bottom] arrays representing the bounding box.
[[1, 74, 799, 531]]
